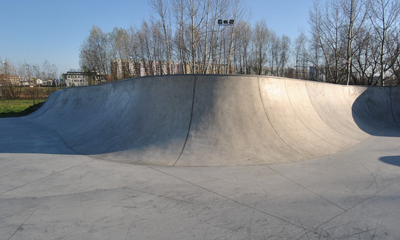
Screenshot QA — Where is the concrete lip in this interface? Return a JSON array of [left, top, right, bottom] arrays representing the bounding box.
[[1, 75, 400, 239]]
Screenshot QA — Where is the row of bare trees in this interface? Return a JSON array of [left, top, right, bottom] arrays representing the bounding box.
[[0, 58, 58, 84], [79, 0, 299, 80], [309, 0, 400, 85], [79, 0, 400, 85], [1, 57, 58, 99]]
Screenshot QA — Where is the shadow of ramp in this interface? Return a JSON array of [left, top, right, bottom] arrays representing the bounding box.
[[0, 117, 78, 155], [379, 156, 400, 167], [352, 86, 400, 136]]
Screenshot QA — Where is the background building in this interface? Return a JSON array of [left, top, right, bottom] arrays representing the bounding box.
[[62, 69, 107, 87]]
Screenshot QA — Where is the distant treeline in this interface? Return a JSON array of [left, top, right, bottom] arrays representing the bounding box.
[[79, 0, 400, 85], [0, 86, 60, 100]]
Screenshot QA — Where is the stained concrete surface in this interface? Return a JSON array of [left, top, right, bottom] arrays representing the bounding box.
[[1, 75, 400, 239]]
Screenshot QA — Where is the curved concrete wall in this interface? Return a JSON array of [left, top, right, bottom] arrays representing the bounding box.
[[26, 75, 400, 166]]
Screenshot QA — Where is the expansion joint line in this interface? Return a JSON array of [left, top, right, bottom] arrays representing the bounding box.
[[390, 87, 399, 127], [174, 75, 197, 166], [257, 76, 305, 158], [7, 210, 35, 240], [0, 159, 93, 196], [285, 80, 343, 150], [147, 166, 302, 229]]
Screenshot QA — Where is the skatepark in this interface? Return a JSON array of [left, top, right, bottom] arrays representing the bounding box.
[[1, 75, 400, 239]]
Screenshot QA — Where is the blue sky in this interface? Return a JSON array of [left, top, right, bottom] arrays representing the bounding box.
[[0, 0, 313, 75]]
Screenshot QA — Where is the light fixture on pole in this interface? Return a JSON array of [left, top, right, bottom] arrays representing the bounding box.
[[218, 19, 234, 26], [217, 19, 235, 74]]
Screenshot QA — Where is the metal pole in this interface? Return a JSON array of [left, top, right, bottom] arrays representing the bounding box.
[[192, 1, 195, 74], [217, 19, 234, 75], [224, 38, 226, 74]]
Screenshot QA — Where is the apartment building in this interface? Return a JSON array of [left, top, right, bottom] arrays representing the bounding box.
[[62, 69, 107, 86]]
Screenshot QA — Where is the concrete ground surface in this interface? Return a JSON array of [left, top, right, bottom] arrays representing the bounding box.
[[1, 75, 400, 239]]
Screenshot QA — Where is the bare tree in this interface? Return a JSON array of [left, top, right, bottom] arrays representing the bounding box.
[[234, 21, 252, 74], [109, 27, 134, 80], [309, 0, 347, 83], [251, 19, 270, 75], [369, 0, 400, 85], [225, 0, 248, 74], [18, 62, 33, 85], [171, 0, 188, 73], [41, 60, 58, 83], [392, 40, 400, 84], [32, 64, 41, 84], [136, 21, 155, 76], [270, 31, 279, 76], [294, 32, 309, 79], [352, 25, 380, 85], [125, 26, 142, 77], [79, 25, 110, 76], [309, 0, 369, 84], [1, 60, 21, 99], [148, 0, 173, 74], [151, 21, 166, 75], [278, 35, 291, 77], [340, 0, 369, 85]]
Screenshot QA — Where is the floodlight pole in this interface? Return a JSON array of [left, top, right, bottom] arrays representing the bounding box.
[[2, 61, 7, 77], [217, 19, 234, 74], [192, 13, 195, 74]]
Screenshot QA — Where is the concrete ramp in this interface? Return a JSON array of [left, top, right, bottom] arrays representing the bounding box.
[[26, 75, 400, 166]]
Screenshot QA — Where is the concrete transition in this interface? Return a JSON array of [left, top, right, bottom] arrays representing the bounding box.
[[27, 75, 400, 166], [2, 75, 400, 240]]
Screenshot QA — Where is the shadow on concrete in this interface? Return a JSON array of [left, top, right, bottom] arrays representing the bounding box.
[[379, 156, 400, 167], [352, 87, 400, 136], [0, 117, 78, 155]]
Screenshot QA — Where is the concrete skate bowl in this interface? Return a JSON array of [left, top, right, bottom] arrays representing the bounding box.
[[351, 86, 400, 135], [26, 75, 400, 166]]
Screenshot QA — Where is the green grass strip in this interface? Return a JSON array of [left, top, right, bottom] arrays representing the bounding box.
[[0, 99, 46, 118]]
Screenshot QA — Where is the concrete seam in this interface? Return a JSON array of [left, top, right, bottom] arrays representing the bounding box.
[[147, 166, 302, 229], [257, 76, 305, 159], [285, 80, 344, 150], [291, 180, 398, 240], [49, 128, 81, 154], [173, 75, 197, 166], [24, 119, 82, 156], [0, 159, 93, 196], [266, 165, 346, 211], [390, 87, 399, 127], [7, 210, 35, 240], [305, 82, 360, 141]]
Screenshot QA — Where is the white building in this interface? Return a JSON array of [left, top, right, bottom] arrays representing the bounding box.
[[62, 69, 107, 87], [36, 79, 43, 86], [63, 70, 87, 86]]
